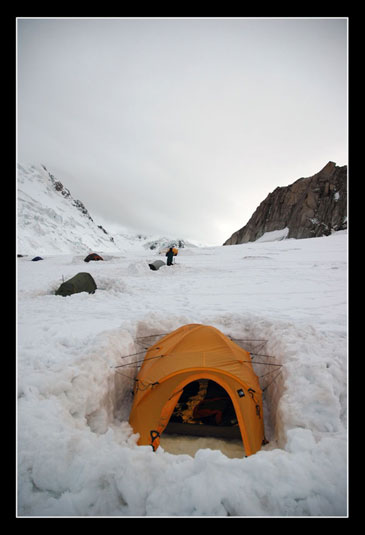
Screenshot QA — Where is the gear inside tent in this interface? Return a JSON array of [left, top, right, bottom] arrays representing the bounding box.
[[129, 324, 265, 455], [165, 378, 242, 439]]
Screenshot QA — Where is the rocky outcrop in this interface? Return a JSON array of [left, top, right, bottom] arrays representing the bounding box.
[[223, 161, 347, 245], [42, 164, 97, 223]]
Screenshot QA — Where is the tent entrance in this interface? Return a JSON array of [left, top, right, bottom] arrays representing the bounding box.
[[164, 379, 241, 439]]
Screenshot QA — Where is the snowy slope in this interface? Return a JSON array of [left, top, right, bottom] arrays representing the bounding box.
[[17, 163, 196, 256], [17, 227, 348, 517], [17, 163, 127, 255]]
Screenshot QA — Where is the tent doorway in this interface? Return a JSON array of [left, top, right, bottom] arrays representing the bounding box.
[[164, 379, 241, 439]]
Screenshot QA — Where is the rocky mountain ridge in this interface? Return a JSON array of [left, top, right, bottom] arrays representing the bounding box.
[[223, 161, 347, 245]]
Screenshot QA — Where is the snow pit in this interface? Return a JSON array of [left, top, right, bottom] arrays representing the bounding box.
[[82, 321, 292, 461]]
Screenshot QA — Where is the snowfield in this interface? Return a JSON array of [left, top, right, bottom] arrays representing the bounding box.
[[17, 231, 347, 517]]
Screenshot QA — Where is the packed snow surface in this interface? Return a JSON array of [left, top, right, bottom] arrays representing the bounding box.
[[17, 231, 347, 517]]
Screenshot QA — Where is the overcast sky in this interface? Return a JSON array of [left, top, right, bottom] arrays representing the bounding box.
[[17, 17, 348, 245]]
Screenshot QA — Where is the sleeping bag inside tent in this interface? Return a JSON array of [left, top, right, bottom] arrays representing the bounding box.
[[129, 324, 264, 456], [55, 272, 97, 297]]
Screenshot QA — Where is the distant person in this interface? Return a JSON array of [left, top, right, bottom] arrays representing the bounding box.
[[166, 247, 174, 266]]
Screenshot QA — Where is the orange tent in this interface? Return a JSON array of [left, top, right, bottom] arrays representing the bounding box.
[[129, 324, 265, 456]]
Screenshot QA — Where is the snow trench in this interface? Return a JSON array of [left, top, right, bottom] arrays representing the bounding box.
[[18, 314, 347, 516], [78, 316, 287, 447], [97, 314, 347, 449]]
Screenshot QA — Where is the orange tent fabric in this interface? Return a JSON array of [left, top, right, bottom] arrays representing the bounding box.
[[129, 324, 264, 456]]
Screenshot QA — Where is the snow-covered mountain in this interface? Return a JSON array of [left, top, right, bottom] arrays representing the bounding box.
[[17, 163, 122, 255], [17, 164, 193, 256]]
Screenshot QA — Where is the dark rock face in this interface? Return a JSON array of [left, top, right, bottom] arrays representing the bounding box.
[[223, 162, 347, 245]]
